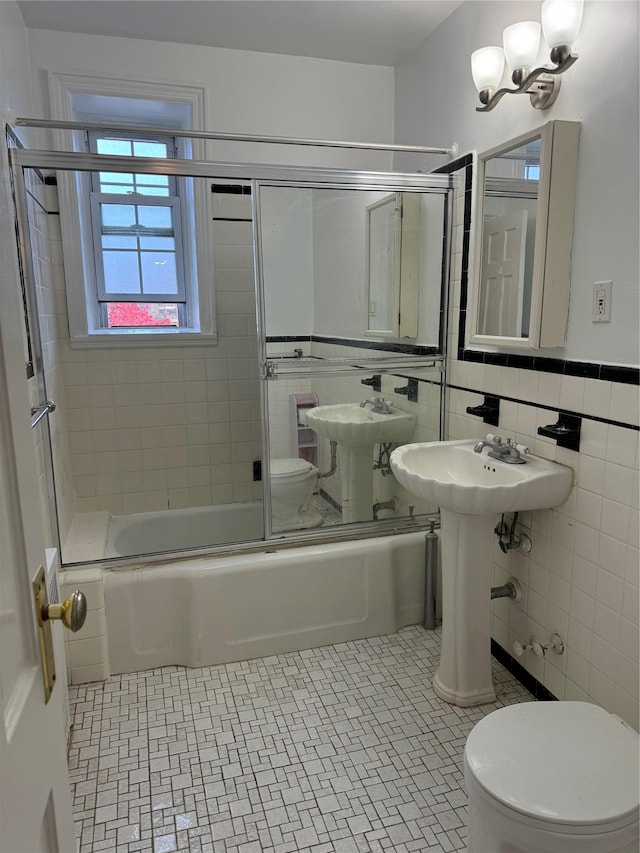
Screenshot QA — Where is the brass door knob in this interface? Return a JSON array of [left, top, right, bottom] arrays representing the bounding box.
[[42, 590, 87, 632]]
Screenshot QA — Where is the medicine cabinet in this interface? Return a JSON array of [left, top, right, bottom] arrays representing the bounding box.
[[470, 120, 580, 349]]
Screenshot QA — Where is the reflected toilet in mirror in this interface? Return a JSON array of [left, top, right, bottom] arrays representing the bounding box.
[[270, 457, 323, 532]]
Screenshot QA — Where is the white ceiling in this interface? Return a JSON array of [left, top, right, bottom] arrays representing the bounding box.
[[16, 0, 463, 67]]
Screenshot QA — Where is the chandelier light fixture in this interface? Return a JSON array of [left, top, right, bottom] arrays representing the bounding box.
[[471, 0, 583, 113]]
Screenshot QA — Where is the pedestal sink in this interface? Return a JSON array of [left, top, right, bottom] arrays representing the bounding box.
[[306, 403, 416, 522], [390, 439, 573, 707]]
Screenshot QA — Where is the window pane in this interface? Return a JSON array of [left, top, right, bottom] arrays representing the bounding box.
[[135, 187, 171, 197], [139, 236, 175, 250], [138, 205, 173, 229], [102, 251, 141, 294], [99, 185, 137, 195], [133, 141, 168, 158], [102, 235, 137, 249], [101, 203, 136, 228], [96, 139, 132, 156], [100, 172, 134, 187], [136, 173, 170, 187], [141, 253, 178, 295], [106, 302, 179, 328]]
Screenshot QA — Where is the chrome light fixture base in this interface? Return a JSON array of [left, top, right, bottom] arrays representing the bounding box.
[[476, 52, 577, 112]]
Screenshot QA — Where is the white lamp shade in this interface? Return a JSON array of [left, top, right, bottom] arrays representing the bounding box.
[[471, 47, 505, 92], [503, 21, 541, 70], [542, 0, 583, 48]]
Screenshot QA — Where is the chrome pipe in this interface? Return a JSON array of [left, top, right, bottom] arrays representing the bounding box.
[[423, 520, 438, 629], [15, 117, 455, 156]]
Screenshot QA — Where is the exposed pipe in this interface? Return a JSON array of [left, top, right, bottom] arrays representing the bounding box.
[[490, 578, 522, 601], [495, 512, 532, 554], [317, 440, 337, 480], [372, 497, 397, 520], [424, 520, 438, 630]]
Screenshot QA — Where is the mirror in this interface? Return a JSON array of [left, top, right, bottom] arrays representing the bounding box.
[[470, 120, 580, 349], [259, 185, 444, 346], [365, 193, 419, 338]]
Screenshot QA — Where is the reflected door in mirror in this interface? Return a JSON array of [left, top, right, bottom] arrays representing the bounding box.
[[479, 209, 528, 337]]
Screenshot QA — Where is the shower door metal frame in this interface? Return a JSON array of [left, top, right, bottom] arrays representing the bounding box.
[[10, 143, 455, 567]]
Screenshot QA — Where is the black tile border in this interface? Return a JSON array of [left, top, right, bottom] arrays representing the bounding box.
[[491, 639, 558, 701], [266, 334, 441, 357], [449, 382, 639, 432], [211, 184, 252, 195], [436, 157, 640, 387], [266, 336, 311, 343], [312, 335, 440, 356], [460, 349, 640, 386]]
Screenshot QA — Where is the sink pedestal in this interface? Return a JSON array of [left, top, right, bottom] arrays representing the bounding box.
[[433, 508, 497, 707], [339, 446, 373, 523]]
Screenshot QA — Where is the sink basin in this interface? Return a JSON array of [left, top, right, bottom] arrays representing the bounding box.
[[306, 404, 416, 448], [391, 439, 572, 515]]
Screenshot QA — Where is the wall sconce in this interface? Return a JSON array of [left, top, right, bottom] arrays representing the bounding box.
[[471, 0, 583, 113]]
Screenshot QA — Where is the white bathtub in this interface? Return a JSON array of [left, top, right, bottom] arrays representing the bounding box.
[[105, 531, 427, 674], [105, 501, 264, 557]]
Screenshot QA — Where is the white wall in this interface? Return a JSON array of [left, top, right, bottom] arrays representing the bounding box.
[[395, 0, 639, 366], [261, 186, 314, 338], [27, 28, 395, 171], [394, 1, 639, 726]]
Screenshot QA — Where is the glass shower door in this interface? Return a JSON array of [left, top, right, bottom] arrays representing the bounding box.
[[255, 181, 450, 538]]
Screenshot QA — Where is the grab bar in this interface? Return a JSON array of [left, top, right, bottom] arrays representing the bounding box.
[[30, 400, 56, 429]]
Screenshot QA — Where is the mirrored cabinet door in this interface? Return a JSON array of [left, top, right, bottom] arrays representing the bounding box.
[[470, 120, 580, 350]]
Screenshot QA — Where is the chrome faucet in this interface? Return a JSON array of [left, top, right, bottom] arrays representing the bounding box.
[[473, 433, 530, 464], [360, 396, 393, 414]]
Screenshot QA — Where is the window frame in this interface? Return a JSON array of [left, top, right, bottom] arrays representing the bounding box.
[[48, 72, 215, 348]]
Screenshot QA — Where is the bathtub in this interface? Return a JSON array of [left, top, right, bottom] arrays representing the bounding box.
[[105, 531, 428, 674], [105, 501, 264, 557]]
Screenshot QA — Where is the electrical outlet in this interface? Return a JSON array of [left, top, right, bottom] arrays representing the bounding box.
[[592, 280, 612, 322]]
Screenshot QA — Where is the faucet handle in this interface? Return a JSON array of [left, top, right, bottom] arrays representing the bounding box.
[[486, 433, 502, 444], [504, 437, 530, 454]]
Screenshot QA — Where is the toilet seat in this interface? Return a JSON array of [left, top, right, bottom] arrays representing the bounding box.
[[271, 458, 316, 479], [464, 701, 639, 834]]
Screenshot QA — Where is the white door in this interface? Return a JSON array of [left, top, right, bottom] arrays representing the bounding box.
[[479, 209, 528, 338], [0, 156, 76, 851]]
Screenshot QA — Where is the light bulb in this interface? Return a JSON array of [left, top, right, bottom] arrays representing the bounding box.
[[471, 47, 505, 100], [503, 21, 541, 84], [542, 0, 583, 64]]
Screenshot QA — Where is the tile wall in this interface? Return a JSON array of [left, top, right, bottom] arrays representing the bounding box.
[[42, 185, 262, 559], [445, 160, 639, 729]]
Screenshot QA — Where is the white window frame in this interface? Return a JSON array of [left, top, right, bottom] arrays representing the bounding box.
[[48, 72, 216, 347]]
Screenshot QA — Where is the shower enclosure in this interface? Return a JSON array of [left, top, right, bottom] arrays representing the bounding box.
[[10, 129, 454, 569]]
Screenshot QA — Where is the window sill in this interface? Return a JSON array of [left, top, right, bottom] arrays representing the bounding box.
[[69, 331, 218, 349]]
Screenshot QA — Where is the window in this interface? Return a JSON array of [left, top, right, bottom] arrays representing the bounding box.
[[49, 74, 214, 347], [88, 131, 186, 330]]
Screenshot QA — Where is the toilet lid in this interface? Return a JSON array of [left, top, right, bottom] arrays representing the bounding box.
[[465, 702, 639, 827], [271, 458, 315, 478]]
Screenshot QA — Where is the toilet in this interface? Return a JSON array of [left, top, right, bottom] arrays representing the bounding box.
[[270, 457, 323, 531], [464, 701, 639, 853]]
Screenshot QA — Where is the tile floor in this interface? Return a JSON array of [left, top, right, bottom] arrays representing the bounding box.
[[68, 625, 533, 853]]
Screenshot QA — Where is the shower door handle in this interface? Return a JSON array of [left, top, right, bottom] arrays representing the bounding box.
[[30, 399, 56, 429]]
